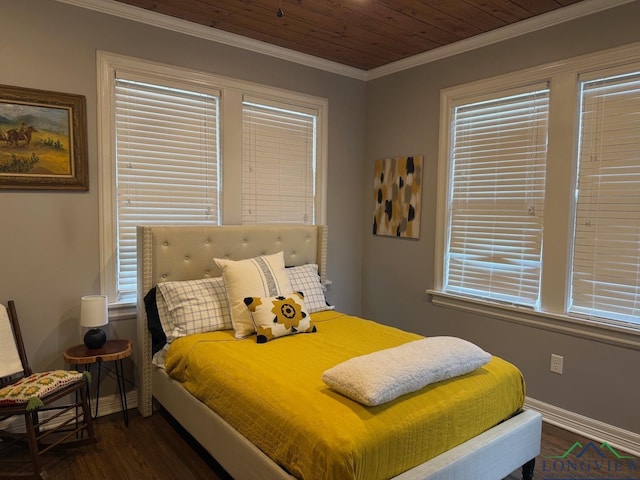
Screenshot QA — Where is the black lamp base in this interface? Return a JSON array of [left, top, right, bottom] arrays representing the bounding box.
[[84, 328, 107, 349]]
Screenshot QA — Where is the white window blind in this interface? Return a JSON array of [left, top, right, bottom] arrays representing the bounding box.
[[115, 78, 219, 302], [242, 99, 316, 224], [445, 86, 549, 306], [571, 70, 640, 325]]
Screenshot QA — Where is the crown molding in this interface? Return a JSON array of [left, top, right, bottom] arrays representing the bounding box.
[[57, 0, 635, 82], [365, 0, 638, 80], [56, 0, 367, 80]]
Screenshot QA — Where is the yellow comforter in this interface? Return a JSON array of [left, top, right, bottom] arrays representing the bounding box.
[[165, 311, 525, 480]]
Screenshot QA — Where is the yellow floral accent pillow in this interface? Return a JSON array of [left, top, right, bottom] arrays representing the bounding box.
[[0, 370, 84, 410], [244, 292, 316, 343]]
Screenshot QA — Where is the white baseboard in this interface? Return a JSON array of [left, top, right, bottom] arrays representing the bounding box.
[[525, 396, 640, 457], [93, 389, 138, 418], [0, 390, 138, 433]]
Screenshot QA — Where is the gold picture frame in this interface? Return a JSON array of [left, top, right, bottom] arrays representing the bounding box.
[[0, 84, 88, 190]]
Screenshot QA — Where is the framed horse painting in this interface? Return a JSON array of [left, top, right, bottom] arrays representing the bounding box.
[[0, 84, 88, 190]]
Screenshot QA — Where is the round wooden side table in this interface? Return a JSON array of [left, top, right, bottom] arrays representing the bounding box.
[[64, 339, 132, 427]]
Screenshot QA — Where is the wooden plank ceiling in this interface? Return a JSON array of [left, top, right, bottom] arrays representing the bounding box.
[[113, 0, 584, 70]]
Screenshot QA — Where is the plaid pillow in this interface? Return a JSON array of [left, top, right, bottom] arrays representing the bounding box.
[[287, 264, 334, 313], [158, 277, 232, 342]]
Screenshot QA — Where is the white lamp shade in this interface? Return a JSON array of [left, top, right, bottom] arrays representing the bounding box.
[[80, 295, 109, 328]]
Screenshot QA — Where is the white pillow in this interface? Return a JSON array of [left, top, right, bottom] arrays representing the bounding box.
[[215, 252, 293, 338], [322, 337, 492, 406], [157, 277, 231, 343], [0, 304, 22, 378], [286, 264, 334, 313]]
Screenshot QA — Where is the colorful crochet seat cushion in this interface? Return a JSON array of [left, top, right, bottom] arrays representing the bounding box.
[[0, 370, 85, 410]]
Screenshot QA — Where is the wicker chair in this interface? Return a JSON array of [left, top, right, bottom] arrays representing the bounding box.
[[0, 300, 97, 479]]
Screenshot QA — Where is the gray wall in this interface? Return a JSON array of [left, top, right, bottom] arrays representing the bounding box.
[[363, 2, 640, 434], [0, 1, 365, 391]]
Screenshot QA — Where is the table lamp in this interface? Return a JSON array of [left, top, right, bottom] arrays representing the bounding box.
[[80, 295, 108, 349]]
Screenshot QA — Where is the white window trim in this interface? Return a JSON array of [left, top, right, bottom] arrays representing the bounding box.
[[433, 41, 640, 349], [97, 51, 328, 314], [426, 290, 640, 349]]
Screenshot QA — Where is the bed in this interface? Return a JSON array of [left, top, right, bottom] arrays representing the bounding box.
[[135, 224, 541, 480]]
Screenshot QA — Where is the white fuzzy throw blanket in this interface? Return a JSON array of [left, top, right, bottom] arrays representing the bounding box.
[[322, 336, 492, 406], [0, 304, 23, 378]]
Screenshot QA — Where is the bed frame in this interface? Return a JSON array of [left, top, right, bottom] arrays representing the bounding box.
[[136, 224, 542, 480]]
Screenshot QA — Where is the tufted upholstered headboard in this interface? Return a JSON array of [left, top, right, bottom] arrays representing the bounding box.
[[135, 224, 328, 416]]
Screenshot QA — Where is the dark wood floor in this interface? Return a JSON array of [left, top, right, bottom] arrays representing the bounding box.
[[0, 409, 231, 480], [1, 409, 634, 479]]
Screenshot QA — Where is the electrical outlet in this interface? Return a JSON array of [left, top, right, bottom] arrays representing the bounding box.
[[550, 354, 564, 374]]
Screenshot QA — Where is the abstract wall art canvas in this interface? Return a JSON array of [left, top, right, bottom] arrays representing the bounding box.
[[372, 155, 423, 238]]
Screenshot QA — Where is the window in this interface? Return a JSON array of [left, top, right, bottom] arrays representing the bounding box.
[[571, 70, 640, 323], [98, 52, 327, 309], [434, 43, 640, 337], [242, 98, 317, 224], [114, 77, 219, 302], [446, 86, 549, 307]]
